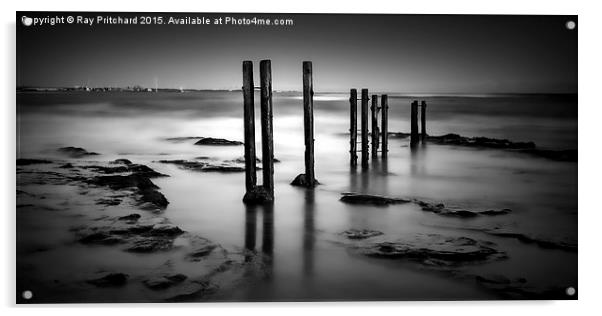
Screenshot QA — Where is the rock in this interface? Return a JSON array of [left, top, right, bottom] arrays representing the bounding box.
[[127, 164, 168, 178], [16, 158, 52, 166], [148, 224, 184, 237], [158, 160, 244, 173], [339, 193, 410, 206], [118, 214, 141, 222], [484, 229, 577, 252], [126, 237, 173, 253], [361, 234, 505, 265], [138, 189, 169, 210], [95, 197, 122, 206], [290, 174, 320, 187], [59, 163, 75, 168], [89, 174, 158, 191], [521, 149, 577, 162], [227, 156, 280, 164], [111, 158, 132, 165], [57, 147, 100, 158], [185, 244, 217, 261], [341, 229, 384, 240], [79, 232, 125, 245], [480, 208, 512, 216], [194, 137, 243, 146], [143, 273, 187, 290], [83, 165, 129, 174], [416, 201, 479, 218], [426, 133, 535, 150], [164, 136, 203, 142], [87, 273, 128, 287], [242, 186, 273, 204]]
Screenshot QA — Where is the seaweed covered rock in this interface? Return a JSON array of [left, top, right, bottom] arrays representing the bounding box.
[[339, 193, 410, 206]]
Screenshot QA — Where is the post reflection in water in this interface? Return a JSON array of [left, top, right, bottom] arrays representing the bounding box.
[[302, 189, 315, 276], [244, 202, 274, 270], [410, 144, 427, 176], [244, 204, 257, 262]]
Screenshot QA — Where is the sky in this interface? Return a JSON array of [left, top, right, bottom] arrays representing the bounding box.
[[17, 13, 577, 93]]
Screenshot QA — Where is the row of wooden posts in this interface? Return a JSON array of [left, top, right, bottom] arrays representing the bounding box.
[[241, 59, 428, 204]]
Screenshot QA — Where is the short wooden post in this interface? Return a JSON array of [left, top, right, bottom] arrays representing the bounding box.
[[361, 89, 369, 169], [371, 94, 379, 158], [260, 60, 274, 200], [381, 95, 388, 158], [242, 61, 257, 194], [421, 100, 427, 142], [292, 61, 318, 187], [349, 89, 358, 166], [410, 100, 419, 148]]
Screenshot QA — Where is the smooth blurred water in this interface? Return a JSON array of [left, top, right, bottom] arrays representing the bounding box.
[[16, 91, 577, 301]]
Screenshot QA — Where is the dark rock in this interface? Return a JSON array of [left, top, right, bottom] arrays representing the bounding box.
[[89, 174, 158, 191], [416, 200, 479, 218], [227, 156, 280, 164], [158, 160, 244, 173], [83, 165, 129, 174], [339, 193, 410, 206], [201, 165, 245, 172], [127, 164, 168, 178], [118, 214, 141, 222], [484, 229, 577, 252], [147, 224, 184, 237], [87, 273, 128, 287], [111, 158, 132, 165], [138, 189, 169, 210], [95, 197, 122, 206], [143, 273, 187, 290], [59, 163, 74, 168], [480, 208, 512, 216], [57, 147, 100, 158], [164, 136, 203, 142], [194, 137, 243, 146], [242, 186, 273, 204], [290, 174, 320, 187], [362, 234, 505, 265], [16, 158, 52, 166], [79, 232, 124, 245], [341, 229, 384, 240], [185, 244, 217, 261], [426, 133, 535, 150], [126, 237, 173, 253]]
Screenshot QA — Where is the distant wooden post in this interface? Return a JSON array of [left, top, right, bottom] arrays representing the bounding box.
[[410, 100, 419, 148], [260, 60, 274, 200], [349, 89, 358, 166], [361, 89, 369, 169], [421, 100, 427, 142], [381, 95, 388, 158], [371, 94, 379, 158], [292, 61, 318, 187], [242, 61, 257, 194]]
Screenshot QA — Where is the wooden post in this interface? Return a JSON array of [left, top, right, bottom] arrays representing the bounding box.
[[260, 60, 274, 200], [292, 61, 318, 187], [411, 100, 419, 148], [361, 89, 369, 169], [421, 100, 427, 142], [371, 94, 379, 158], [303, 62, 315, 185], [349, 89, 358, 166], [242, 61, 257, 194], [381, 95, 388, 158]]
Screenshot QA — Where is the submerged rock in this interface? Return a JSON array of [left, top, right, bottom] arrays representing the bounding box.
[[143, 273, 188, 290], [361, 234, 505, 266], [426, 133, 535, 150], [88, 173, 168, 210], [339, 193, 410, 206], [95, 197, 122, 206], [126, 237, 173, 253], [111, 158, 132, 165], [118, 214, 141, 222], [194, 137, 243, 146], [16, 158, 52, 166], [158, 160, 244, 173], [87, 273, 128, 287], [242, 186, 273, 204], [416, 201, 479, 218], [484, 228, 577, 252], [341, 229, 384, 240], [57, 146, 100, 158], [185, 244, 218, 261], [480, 208, 512, 216], [290, 174, 320, 187]]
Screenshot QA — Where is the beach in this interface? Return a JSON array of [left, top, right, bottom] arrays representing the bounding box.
[[16, 91, 577, 302]]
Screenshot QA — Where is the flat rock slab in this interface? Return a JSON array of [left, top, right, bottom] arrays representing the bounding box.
[[194, 137, 242, 146], [339, 193, 410, 206], [341, 229, 384, 240]]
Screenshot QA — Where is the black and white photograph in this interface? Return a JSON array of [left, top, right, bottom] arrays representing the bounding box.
[[14, 9, 579, 304]]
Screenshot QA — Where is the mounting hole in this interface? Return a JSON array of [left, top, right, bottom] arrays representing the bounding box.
[[22, 290, 33, 300], [566, 286, 576, 296], [566, 20, 576, 30]]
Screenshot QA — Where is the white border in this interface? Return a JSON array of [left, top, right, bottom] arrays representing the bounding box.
[[3, 0, 601, 315]]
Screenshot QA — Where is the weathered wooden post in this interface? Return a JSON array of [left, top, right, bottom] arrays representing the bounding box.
[[371, 94, 379, 158], [361, 89, 369, 169], [242, 61, 257, 194], [421, 100, 427, 142], [410, 100, 419, 148], [260, 60, 275, 200], [292, 61, 318, 187], [381, 94, 388, 158], [349, 89, 358, 166]]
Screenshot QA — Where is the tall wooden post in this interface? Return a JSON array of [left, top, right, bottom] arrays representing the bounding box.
[[421, 100, 427, 142], [242, 61, 257, 194], [381, 95, 388, 158], [410, 100, 419, 148], [371, 94, 379, 158], [349, 89, 358, 166], [361, 89, 369, 169], [260, 60, 274, 200], [292, 61, 318, 187]]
